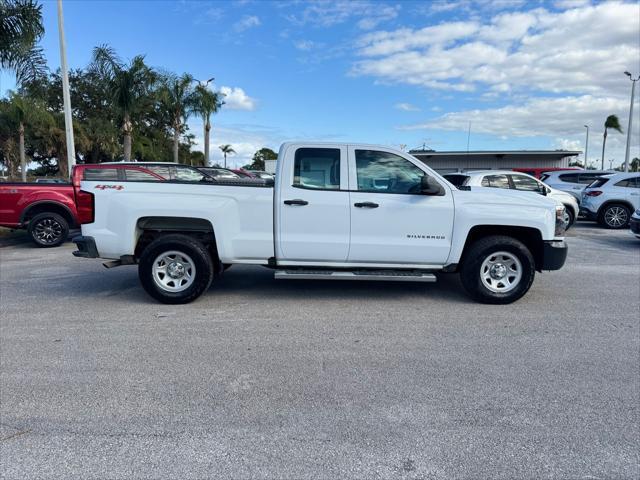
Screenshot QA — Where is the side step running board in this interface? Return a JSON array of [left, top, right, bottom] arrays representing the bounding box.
[[274, 270, 437, 283]]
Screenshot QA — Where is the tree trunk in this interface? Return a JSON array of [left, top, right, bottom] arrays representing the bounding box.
[[123, 113, 132, 161], [57, 143, 68, 178], [19, 122, 26, 182], [224, 152, 227, 168], [601, 130, 607, 170], [173, 122, 180, 164], [204, 119, 211, 167]]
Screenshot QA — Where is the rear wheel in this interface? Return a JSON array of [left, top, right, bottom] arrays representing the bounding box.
[[138, 234, 214, 304], [598, 204, 630, 229], [27, 212, 69, 247], [460, 235, 535, 304]]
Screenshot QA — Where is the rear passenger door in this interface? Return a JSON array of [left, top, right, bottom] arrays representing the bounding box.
[[613, 176, 640, 209], [276, 146, 351, 262]]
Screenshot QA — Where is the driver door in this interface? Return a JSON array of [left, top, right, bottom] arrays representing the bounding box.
[[347, 147, 454, 265]]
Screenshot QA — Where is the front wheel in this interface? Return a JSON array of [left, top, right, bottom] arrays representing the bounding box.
[[138, 234, 214, 304], [460, 235, 535, 304]]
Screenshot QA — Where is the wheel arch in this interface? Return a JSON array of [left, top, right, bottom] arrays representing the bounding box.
[[134, 216, 222, 273], [459, 225, 544, 272], [597, 199, 635, 217], [21, 201, 75, 227]]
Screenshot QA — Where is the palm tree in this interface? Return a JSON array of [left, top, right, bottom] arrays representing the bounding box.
[[601, 114, 623, 169], [190, 84, 224, 166], [0, 0, 47, 84], [219, 144, 235, 168], [159, 73, 194, 163], [90, 45, 156, 161], [6, 91, 52, 181]]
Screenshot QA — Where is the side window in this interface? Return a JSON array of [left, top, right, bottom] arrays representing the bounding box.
[[293, 148, 340, 190], [83, 168, 120, 181], [124, 168, 162, 181], [578, 173, 601, 184], [173, 166, 206, 182], [145, 166, 171, 179], [481, 174, 510, 189], [559, 173, 580, 182], [511, 175, 541, 192], [355, 149, 424, 194], [615, 177, 640, 188]]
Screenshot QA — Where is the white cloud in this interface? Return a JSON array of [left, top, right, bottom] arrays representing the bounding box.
[[233, 15, 261, 32], [353, 2, 639, 96], [293, 39, 321, 51], [219, 86, 257, 111], [286, 1, 400, 30], [400, 95, 639, 162], [395, 102, 421, 112]]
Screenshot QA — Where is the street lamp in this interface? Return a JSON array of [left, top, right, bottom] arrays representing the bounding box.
[[583, 125, 589, 168], [623, 71, 639, 172], [57, 0, 76, 179]]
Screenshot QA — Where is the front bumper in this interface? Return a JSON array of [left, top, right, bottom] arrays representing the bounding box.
[[541, 240, 568, 271], [630, 216, 640, 236], [72, 235, 99, 258]]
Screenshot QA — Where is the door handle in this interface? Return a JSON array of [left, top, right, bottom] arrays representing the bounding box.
[[284, 199, 308, 206], [354, 202, 379, 208]]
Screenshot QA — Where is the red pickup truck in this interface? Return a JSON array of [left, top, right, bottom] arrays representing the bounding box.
[[0, 164, 167, 247]]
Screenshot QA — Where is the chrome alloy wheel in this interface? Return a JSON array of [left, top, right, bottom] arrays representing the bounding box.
[[604, 206, 628, 228], [33, 218, 63, 244], [152, 250, 196, 293], [480, 251, 523, 293]]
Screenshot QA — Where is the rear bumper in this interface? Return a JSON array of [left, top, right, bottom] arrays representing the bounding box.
[[541, 240, 568, 271], [579, 207, 597, 220], [72, 235, 99, 258]]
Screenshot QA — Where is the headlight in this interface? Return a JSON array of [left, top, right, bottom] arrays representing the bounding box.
[[555, 205, 567, 236], [635, 209, 640, 216]]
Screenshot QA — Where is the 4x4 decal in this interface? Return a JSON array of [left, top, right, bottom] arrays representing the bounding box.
[[95, 185, 124, 191]]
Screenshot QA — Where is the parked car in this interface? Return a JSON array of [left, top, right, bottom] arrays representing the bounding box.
[[630, 209, 640, 239], [512, 167, 579, 179], [198, 167, 241, 179], [443, 170, 579, 227], [231, 168, 256, 178], [0, 164, 166, 247], [34, 178, 68, 184], [581, 173, 640, 228], [539, 170, 614, 202], [73, 142, 568, 305], [248, 170, 275, 179]]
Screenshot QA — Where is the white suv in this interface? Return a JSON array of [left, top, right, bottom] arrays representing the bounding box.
[[444, 170, 580, 227], [581, 173, 640, 228], [540, 170, 614, 203]]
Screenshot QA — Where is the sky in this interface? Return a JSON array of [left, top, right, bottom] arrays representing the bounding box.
[[1, 0, 639, 168]]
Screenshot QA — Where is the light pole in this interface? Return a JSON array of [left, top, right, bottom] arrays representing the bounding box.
[[583, 125, 589, 168], [57, 0, 75, 178], [623, 71, 639, 172]]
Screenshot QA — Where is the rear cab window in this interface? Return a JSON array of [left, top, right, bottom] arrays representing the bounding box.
[[355, 149, 424, 194], [293, 148, 341, 190]]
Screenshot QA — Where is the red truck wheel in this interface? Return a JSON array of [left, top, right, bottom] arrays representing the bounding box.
[[27, 212, 69, 248]]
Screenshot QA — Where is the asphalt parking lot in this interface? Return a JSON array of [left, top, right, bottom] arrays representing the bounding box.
[[1, 223, 638, 479]]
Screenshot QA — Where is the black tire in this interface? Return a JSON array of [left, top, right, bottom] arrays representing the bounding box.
[[564, 205, 575, 230], [460, 235, 536, 304], [598, 203, 630, 229], [27, 212, 69, 248], [138, 234, 214, 304]]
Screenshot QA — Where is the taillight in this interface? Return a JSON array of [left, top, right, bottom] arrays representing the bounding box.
[[585, 190, 603, 197], [76, 190, 94, 224]]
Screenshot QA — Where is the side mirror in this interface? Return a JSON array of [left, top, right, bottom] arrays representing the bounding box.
[[421, 175, 445, 196]]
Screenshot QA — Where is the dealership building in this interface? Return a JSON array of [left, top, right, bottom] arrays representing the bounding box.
[[409, 149, 581, 173]]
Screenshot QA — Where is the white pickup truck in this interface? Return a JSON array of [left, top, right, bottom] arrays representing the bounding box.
[[73, 142, 568, 304]]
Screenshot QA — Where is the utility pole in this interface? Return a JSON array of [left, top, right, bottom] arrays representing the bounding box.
[[57, 0, 75, 179], [623, 71, 639, 172], [583, 125, 589, 168], [466, 121, 471, 152]]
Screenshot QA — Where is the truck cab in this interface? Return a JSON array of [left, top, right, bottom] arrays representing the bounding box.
[[73, 142, 568, 305]]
